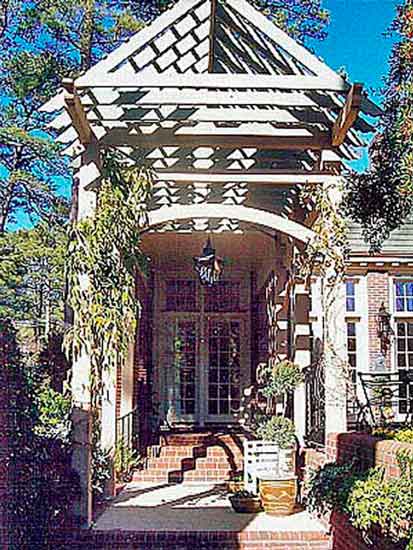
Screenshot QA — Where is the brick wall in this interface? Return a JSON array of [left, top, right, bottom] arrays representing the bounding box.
[[367, 271, 390, 369]]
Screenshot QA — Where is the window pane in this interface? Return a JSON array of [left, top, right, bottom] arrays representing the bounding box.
[[396, 298, 405, 312], [395, 281, 404, 297], [346, 298, 355, 312], [407, 282, 413, 296], [408, 298, 413, 312]]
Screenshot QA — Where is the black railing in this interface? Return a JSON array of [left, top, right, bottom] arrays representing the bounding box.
[[304, 361, 326, 447], [357, 371, 413, 427], [115, 406, 139, 456]]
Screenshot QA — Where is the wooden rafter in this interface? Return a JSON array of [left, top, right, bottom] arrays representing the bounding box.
[[208, 0, 217, 72], [332, 83, 363, 147], [76, 73, 347, 90], [101, 130, 332, 150], [62, 79, 93, 144]]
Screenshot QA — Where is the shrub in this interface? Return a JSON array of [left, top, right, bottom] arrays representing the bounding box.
[[114, 439, 141, 482], [34, 383, 71, 442], [306, 461, 361, 516], [394, 428, 413, 444], [257, 360, 304, 400], [255, 415, 296, 448]]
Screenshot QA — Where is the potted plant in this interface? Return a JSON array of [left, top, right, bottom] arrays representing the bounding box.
[[227, 470, 244, 493], [248, 360, 303, 516], [229, 490, 262, 513], [254, 415, 298, 516]]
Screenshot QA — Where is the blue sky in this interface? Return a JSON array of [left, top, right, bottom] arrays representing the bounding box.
[[311, 0, 398, 170], [315, 0, 398, 99]]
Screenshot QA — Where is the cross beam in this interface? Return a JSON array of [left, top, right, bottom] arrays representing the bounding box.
[[62, 79, 94, 144], [332, 83, 363, 147]]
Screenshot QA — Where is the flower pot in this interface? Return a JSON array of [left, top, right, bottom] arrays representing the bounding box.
[[229, 495, 262, 513], [259, 476, 297, 516], [227, 480, 244, 493]]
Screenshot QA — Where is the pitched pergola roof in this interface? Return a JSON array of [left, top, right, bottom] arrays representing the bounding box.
[[44, 0, 379, 174]]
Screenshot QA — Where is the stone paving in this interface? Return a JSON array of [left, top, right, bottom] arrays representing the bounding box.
[[93, 481, 326, 534]]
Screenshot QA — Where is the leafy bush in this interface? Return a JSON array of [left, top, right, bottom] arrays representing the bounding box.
[[114, 439, 141, 482], [34, 383, 71, 442], [307, 451, 413, 548], [306, 461, 361, 516], [91, 440, 112, 496], [257, 360, 304, 400], [255, 416, 296, 448], [394, 428, 413, 444], [347, 465, 413, 544]]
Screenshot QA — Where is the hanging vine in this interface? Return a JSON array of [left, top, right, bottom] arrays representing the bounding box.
[[297, 181, 349, 285], [64, 151, 153, 407]]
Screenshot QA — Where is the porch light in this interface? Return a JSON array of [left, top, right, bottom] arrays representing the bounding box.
[[193, 237, 223, 286], [377, 303, 393, 355]]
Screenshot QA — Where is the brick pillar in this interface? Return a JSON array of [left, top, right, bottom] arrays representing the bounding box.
[[367, 272, 390, 369]]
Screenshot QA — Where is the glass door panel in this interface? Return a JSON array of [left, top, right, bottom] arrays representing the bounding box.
[[207, 319, 242, 420]]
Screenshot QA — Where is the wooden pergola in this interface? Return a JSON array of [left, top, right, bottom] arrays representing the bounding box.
[[43, 0, 380, 526]]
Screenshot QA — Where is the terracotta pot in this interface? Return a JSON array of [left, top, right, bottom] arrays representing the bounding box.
[[229, 495, 262, 513], [227, 480, 244, 493], [259, 477, 297, 516]]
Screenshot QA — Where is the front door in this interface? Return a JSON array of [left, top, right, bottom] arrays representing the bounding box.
[[158, 277, 250, 426]]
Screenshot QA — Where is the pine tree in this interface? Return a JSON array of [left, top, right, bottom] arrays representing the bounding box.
[[343, 0, 413, 252]]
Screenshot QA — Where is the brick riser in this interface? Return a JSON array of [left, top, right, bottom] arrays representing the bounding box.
[[66, 530, 331, 549], [133, 435, 244, 483]]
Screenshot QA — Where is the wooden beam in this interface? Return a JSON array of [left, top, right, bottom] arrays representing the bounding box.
[[208, 0, 217, 72], [76, 73, 348, 91], [86, 89, 319, 107], [151, 172, 339, 185], [101, 129, 332, 150], [63, 79, 93, 144], [332, 83, 363, 147]]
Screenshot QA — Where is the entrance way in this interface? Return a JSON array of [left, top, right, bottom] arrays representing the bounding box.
[[158, 276, 250, 426]]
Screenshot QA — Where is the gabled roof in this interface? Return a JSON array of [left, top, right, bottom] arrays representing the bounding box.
[[43, 0, 380, 176]]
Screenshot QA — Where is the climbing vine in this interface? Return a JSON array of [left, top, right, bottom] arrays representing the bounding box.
[[298, 181, 354, 418], [298, 180, 348, 285], [64, 151, 152, 407]]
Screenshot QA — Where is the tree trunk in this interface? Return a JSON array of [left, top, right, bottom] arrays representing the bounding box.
[[0, 177, 16, 233], [79, 0, 95, 73]]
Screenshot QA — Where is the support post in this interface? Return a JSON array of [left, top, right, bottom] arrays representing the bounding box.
[[70, 141, 100, 527], [293, 281, 311, 447]]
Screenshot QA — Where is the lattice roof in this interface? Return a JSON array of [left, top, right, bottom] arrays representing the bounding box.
[[42, 0, 380, 234]]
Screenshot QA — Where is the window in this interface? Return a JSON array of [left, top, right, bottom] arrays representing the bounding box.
[[204, 281, 241, 313], [395, 320, 413, 413], [165, 279, 197, 312], [346, 280, 356, 312], [346, 322, 358, 399], [395, 281, 413, 312]]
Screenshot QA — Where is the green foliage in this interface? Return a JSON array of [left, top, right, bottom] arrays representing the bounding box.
[[64, 152, 152, 405], [306, 461, 360, 516], [343, 0, 413, 252], [34, 383, 71, 442], [257, 360, 304, 400], [114, 440, 141, 482], [255, 415, 296, 448], [394, 428, 413, 444], [91, 440, 112, 496], [307, 452, 413, 547], [0, 221, 67, 326]]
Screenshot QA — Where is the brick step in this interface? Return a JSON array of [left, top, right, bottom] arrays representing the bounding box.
[[77, 529, 331, 549]]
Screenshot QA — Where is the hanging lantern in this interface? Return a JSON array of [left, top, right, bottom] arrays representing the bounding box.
[[193, 237, 223, 286]]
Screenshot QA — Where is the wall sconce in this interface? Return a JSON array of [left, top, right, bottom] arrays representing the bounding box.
[[377, 302, 393, 355]]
